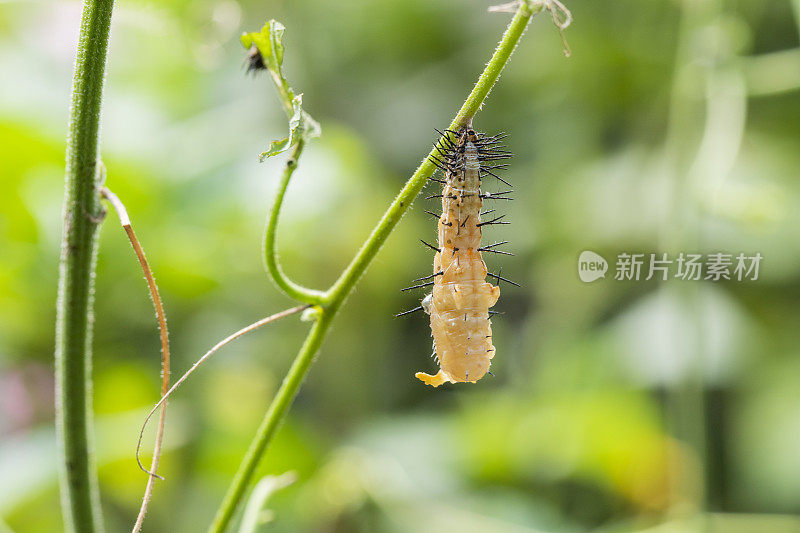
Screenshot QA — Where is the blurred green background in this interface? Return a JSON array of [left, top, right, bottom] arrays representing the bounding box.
[[2, 0, 800, 531]]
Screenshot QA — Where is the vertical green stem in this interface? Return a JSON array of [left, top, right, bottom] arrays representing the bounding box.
[[662, 0, 723, 527], [55, 0, 115, 531], [792, 0, 800, 38]]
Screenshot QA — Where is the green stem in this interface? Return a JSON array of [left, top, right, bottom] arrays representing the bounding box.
[[55, 0, 115, 532], [792, 0, 800, 40], [211, 5, 543, 531], [209, 313, 332, 532], [325, 3, 538, 302], [662, 0, 725, 527], [263, 140, 326, 304]]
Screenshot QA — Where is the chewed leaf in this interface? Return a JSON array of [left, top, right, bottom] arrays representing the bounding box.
[[293, 99, 321, 140], [259, 94, 321, 161], [269, 21, 285, 67], [260, 137, 290, 161], [243, 20, 321, 161]]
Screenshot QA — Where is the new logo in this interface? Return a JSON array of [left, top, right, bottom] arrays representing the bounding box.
[[578, 250, 608, 282]]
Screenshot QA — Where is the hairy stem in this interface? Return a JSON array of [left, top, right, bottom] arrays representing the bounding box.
[[211, 4, 543, 530], [55, 0, 115, 531], [325, 3, 539, 301], [98, 187, 172, 533], [263, 140, 326, 304]]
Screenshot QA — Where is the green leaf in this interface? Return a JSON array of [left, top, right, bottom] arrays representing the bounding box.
[[258, 94, 321, 161], [240, 20, 285, 77], [269, 20, 285, 68], [242, 20, 321, 160], [260, 136, 291, 161]]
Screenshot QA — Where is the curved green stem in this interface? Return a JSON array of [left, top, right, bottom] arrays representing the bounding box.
[[263, 140, 327, 304], [55, 0, 115, 531], [211, 4, 544, 530]]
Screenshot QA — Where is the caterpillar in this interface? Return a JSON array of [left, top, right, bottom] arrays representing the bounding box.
[[406, 126, 513, 387]]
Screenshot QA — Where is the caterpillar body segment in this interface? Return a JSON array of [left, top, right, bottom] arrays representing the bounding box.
[[415, 127, 509, 387]]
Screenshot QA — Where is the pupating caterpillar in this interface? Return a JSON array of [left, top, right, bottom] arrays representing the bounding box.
[[402, 126, 513, 387]]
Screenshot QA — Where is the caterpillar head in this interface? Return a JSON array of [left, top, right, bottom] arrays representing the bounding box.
[[462, 128, 479, 144]]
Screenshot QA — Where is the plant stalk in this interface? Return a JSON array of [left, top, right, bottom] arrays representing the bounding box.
[[55, 0, 115, 531], [210, 4, 543, 530], [263, 140, 326, 304], [209, 312, 332, 532], [325, 3, 539, 302]]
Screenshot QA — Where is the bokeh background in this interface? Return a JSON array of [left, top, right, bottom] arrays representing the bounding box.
[[2, 0, 800, 531]]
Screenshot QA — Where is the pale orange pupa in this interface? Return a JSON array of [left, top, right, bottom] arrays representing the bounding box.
[[414, 126, 512, 387]]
